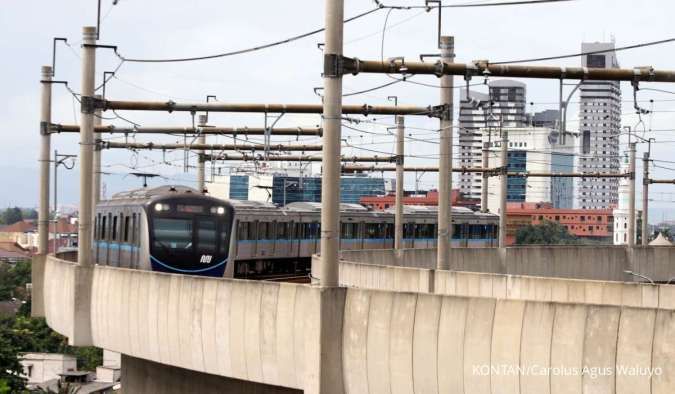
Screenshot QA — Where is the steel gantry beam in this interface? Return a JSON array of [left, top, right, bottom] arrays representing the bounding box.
[[100, 141, 323, 152], [88, 99, 440, 117], [340, 164, 631, 178], [343, 58, 675, 83], [50, 124, 324, 136], [202, 153, 397, 163]]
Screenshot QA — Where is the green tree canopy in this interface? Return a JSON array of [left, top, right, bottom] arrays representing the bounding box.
[[515, 220, 580, 245], [1, 208, 23, 226]]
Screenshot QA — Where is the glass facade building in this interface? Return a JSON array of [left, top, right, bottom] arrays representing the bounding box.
[[228, 175, 249, 200]]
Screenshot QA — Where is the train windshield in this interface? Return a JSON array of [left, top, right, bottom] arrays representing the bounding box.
[[153, 218, 194, 252], [149, 200, 233, 275]]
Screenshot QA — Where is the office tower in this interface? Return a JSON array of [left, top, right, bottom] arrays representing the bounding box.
[[577, 42, 621, 209]]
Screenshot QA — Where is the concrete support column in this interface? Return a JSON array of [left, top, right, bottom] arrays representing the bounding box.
[[92, 95, 102, 206], [395, 115, 404, 250], [481, 141, 489, 213], [38, 66, 53, 255], [317, 0, 344, 287], [499, 132, 509, 248], [437, 36, 455, 271], [642, 151, 649, 246], [628, 142, 636, 248]]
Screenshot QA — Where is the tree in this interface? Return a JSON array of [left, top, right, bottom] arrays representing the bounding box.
[[0, 319, 27, 393], [1, 208, 23, 226], [515, 220, 580, 245], [0, 261, 32, 301]]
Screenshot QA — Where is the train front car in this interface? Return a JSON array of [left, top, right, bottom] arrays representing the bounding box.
[[147, 192, 234, 277]]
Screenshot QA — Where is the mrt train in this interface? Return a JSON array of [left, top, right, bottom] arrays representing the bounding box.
[[94, 186, 499, 278]]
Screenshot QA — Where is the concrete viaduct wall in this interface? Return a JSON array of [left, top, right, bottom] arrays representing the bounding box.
[[40, 255, 675, 393], [340, 246, 675, 282]]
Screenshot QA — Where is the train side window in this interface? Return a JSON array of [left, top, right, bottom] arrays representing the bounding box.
[[276, 222, 287, 240], [94, 214, 99, 240], [295, 223, 304, 239], [112, 215, 118, 241], [101, 215, 107, 240], [403, 223, 414, 239], [452, 224, 461, 239], [364, 223, 381, 239], [131, 213, 137, 244], [384, 223, 394, 239], [123, 216, 130, 242], [238, 222, 249, 241], [258, 222, 268, 240], [248, 221, 257, 240]]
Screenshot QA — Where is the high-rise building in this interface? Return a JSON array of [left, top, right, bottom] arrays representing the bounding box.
[[458, 90, 489, 200], [484, 127, 575, 213], [577, 42, 622, 210], [457, 80, 528, 201]]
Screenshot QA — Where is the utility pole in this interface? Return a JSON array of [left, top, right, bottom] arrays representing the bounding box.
[[77, 26, 97, 267], [437, 35, 455, 271], [499, 132, 509, 248], [92, 95, 102, 206], [318, 0, 344, 287], [197, 115, 207, 193], [628, 142, 636, 247], [38, 65, 53, 255], [642, 151, 650, 246], [395, 115, 404, 250], [481, 141, 489, 213]]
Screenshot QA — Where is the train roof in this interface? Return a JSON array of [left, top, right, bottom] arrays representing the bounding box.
[[111, 185, 199, 200], [283, 202, 368, 212]]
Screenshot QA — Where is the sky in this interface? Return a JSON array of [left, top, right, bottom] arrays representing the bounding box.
[[2, 0, 675, 223]]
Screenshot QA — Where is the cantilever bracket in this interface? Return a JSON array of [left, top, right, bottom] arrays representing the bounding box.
[[81, 96, 105, 114], [323, 54, 361, 77]]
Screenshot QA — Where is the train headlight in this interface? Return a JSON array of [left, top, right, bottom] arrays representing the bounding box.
[[216, 207, 225, 215], [154, 203, 163, 212]]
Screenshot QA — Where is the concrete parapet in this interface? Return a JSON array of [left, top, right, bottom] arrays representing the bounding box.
[[40, 256, 675, 393], [341, 246, 675, 283], [43, 255, 93, 345], [31, 254, 46, 317]]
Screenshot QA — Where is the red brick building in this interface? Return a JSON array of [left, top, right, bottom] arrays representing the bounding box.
[[360, 190, 478, 211], [506, 202, 614, 245]]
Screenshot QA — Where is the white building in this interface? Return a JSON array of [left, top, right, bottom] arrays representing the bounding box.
[[484, 127, 575, 213], [458, 81, 528, 201], [577, 42, 622, 209], [20, 353, 77, 385]]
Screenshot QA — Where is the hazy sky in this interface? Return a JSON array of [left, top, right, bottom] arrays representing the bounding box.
[[2, 0, 675, 222]]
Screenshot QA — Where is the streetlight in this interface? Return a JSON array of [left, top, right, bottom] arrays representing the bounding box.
[[623, 270, 655, 285], [53, 150, 76, 254]]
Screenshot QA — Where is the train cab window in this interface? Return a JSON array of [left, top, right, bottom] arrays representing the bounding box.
[[197, 219, 217, 254], [123, 216, 130, 242], [112, 216, 118, 241], [153, 218, 193, 251]]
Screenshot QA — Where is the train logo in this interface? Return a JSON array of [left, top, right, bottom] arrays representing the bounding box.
[[200, 255, 213, 264]]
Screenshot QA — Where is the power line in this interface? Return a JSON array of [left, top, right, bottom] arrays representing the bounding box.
[[115, 6, 382, 63], [493, 37, 675, 65]]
